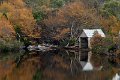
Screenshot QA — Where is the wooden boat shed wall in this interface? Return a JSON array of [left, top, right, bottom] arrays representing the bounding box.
[[79, 29, 105, 49]]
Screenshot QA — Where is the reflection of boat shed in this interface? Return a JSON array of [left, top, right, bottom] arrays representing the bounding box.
[[80, 51, 103, 71], [79, 29, 105, 49], [80, 51, 93, 71], [80, 61, 93, 71], [112, 73, 120, 80]]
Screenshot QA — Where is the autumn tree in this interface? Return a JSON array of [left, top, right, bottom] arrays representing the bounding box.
[[43, 1, 101, 42], [100, 16, 120, 36], [0, 0, 38, 38], [90, 33, 106, 54], [110, 16, 120, 36], [0, 16, 15, 39]]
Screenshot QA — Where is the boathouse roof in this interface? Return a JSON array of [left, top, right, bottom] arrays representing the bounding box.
[[80, 29, 105, 38]]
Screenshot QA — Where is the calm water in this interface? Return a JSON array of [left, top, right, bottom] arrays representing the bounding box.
[[0, 50, 120, 80]]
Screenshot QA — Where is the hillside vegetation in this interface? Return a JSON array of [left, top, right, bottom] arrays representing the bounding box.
[[0, 0, 119, 52]]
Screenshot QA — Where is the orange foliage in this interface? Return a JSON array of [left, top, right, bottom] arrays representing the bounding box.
[[100, 16, 120, 36], [54, 28, 70, 40], [44, 9, 67, 27], [0, 0, 37, 37], [0, 16, 15, 38], [43, 2, 101, 40], [91, 33, 103, 47], [62, 2, 98, 27]]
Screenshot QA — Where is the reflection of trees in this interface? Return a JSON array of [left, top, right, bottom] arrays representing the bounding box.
[[91, 53, 120, 70], [91, 54, 110, 70], [42, 50, 89, 80], [0, 52, 41, 80], [42, 50, 120, 80], [1, 50, 120, 80], [108, 56, 120, 67], [42, 50, 81, 80], [68, 50, 82, 75]]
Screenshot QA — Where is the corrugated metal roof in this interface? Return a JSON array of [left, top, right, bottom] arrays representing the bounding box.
[[81, 29, 105, 37]]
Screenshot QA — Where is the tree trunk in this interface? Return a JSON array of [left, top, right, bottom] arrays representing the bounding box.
[[70, 21, 74, 39]]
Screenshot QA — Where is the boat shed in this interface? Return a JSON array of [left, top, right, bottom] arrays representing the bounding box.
[[79, 29, 105, 49]]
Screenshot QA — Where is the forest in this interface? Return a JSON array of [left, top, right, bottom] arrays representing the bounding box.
[[0, 0, 119, 54]]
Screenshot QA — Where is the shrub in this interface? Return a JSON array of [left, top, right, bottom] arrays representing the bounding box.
[[103, 37, 115, 52], [33, 11, 45, 22], [0, 39, 24, 52], [91, 34, 116, 54], [69, 38, 76, 46], [59, 38, 76, 46], [51, 0, 65, 8], [60, 39, 68, 46], [91, 34, 106, 54]]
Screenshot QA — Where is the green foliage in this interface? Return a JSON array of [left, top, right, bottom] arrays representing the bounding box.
[[50, 0, 65, 8], [101, 0, 120, 19], [14, 25, 22, 34], [60, 38, 76, 46], [22, 37, 31, 47], [102, 37, 114, 50], [60, 39, 68, 46], [33, 11, 45, 22], [92, 45, 106, 54], [91, 36, 116, 54], [25, 0, 50, 8], [69, 38, 76, 46], [25, 0, 70, 9], [33, 69, 42, 80], [0, 39, 24, 52]]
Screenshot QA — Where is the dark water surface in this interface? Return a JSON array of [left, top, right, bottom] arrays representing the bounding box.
[[0, 50, 120, 80]]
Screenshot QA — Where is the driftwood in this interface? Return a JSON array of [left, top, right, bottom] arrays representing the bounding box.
[[27, 45, 54, 52]]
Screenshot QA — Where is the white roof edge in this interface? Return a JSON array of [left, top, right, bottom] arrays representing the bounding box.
[[81, 29, 105, 37]]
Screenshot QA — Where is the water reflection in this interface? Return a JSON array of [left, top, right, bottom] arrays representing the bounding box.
[[0, 51, 41, 80], [112, 73, 120, 80], [0, 50, 120, 80]]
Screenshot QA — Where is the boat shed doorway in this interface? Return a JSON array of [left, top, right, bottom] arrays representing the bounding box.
[[80, 37, 88, 49]]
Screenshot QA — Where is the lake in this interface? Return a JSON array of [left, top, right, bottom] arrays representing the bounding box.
[[0, 50, 120, 80]]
